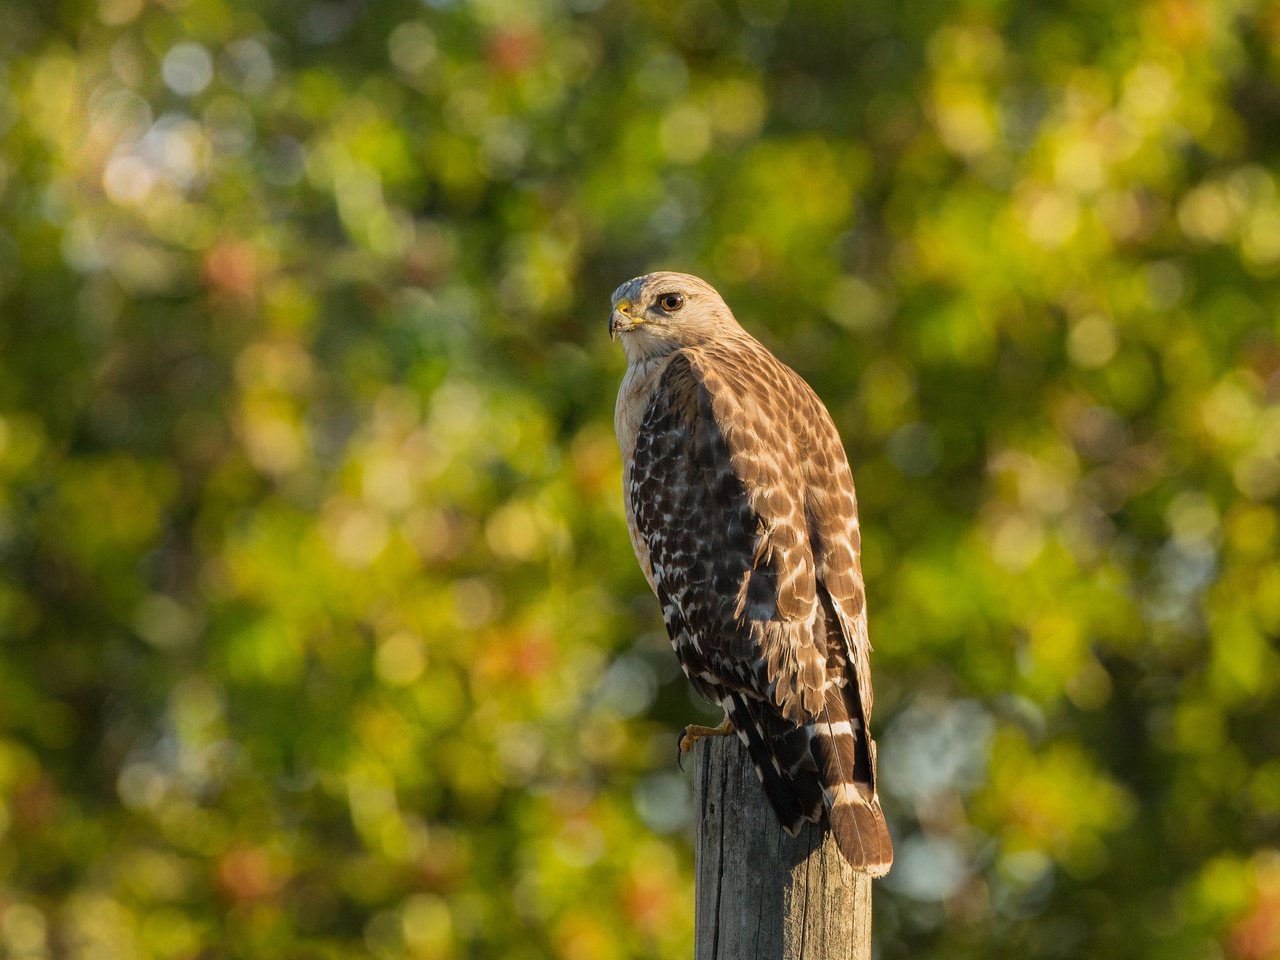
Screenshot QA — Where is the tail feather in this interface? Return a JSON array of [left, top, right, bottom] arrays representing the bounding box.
[[723, 689, 893, 876], [828, 786, 893, 877], [808, 681, 894, 875]]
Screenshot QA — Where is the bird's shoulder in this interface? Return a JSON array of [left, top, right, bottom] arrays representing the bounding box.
[[651, 338, 865, 595], [643, 338, 846, 482]]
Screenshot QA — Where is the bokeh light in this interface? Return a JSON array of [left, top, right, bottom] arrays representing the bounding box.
[[1, 0, 1278, 958]]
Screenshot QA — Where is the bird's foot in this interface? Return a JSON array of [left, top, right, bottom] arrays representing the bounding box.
[[677, 717, 735, 770]]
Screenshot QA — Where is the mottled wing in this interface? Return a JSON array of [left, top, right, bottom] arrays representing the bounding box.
[[787, 365, 891, 874], [629, 344, 892, 875]]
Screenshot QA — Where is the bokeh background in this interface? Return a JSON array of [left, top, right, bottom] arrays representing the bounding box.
[[2, 0, 1279, 956]]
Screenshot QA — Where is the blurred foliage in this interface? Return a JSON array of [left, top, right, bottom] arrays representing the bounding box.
[[0, 0, 1279, 957]]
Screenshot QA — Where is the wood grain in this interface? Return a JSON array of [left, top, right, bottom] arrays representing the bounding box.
[[693, 735, 873, 960]]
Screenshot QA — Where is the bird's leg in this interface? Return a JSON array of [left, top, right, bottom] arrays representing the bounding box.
[[677, 715, 735, 769]]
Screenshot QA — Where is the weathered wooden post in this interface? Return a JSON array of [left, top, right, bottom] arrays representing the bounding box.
[[694, 735, 873, 960]]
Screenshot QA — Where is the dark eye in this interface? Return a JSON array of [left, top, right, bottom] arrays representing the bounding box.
[[658, 292, 685, 313]]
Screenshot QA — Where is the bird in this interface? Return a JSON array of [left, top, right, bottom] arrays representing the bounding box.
[[610, 271, 892, 876]]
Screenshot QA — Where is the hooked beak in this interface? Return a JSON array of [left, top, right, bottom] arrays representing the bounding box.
[[609, 299, 641, 341]]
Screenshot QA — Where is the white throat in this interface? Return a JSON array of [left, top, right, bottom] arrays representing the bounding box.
[[621, 322, 686, 364]]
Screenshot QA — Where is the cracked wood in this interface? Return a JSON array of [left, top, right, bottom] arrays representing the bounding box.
[[693, 735, 873, 960]]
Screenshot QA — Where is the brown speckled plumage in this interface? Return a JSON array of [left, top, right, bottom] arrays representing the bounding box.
[[611, 272, 892, 876]]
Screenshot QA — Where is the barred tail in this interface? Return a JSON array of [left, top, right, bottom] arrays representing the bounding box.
[[827, 784, 892, 877], [722, 689, 893, 876], [809, 682, 893, 876]]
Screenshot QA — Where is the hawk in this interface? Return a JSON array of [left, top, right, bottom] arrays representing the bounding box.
[[611, 271, 892, 876]]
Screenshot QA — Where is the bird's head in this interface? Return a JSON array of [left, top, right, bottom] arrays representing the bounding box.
[[609, 272, 741, 361]]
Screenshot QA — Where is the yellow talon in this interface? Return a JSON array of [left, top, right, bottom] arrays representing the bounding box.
[[677, 716, 735, 765]]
